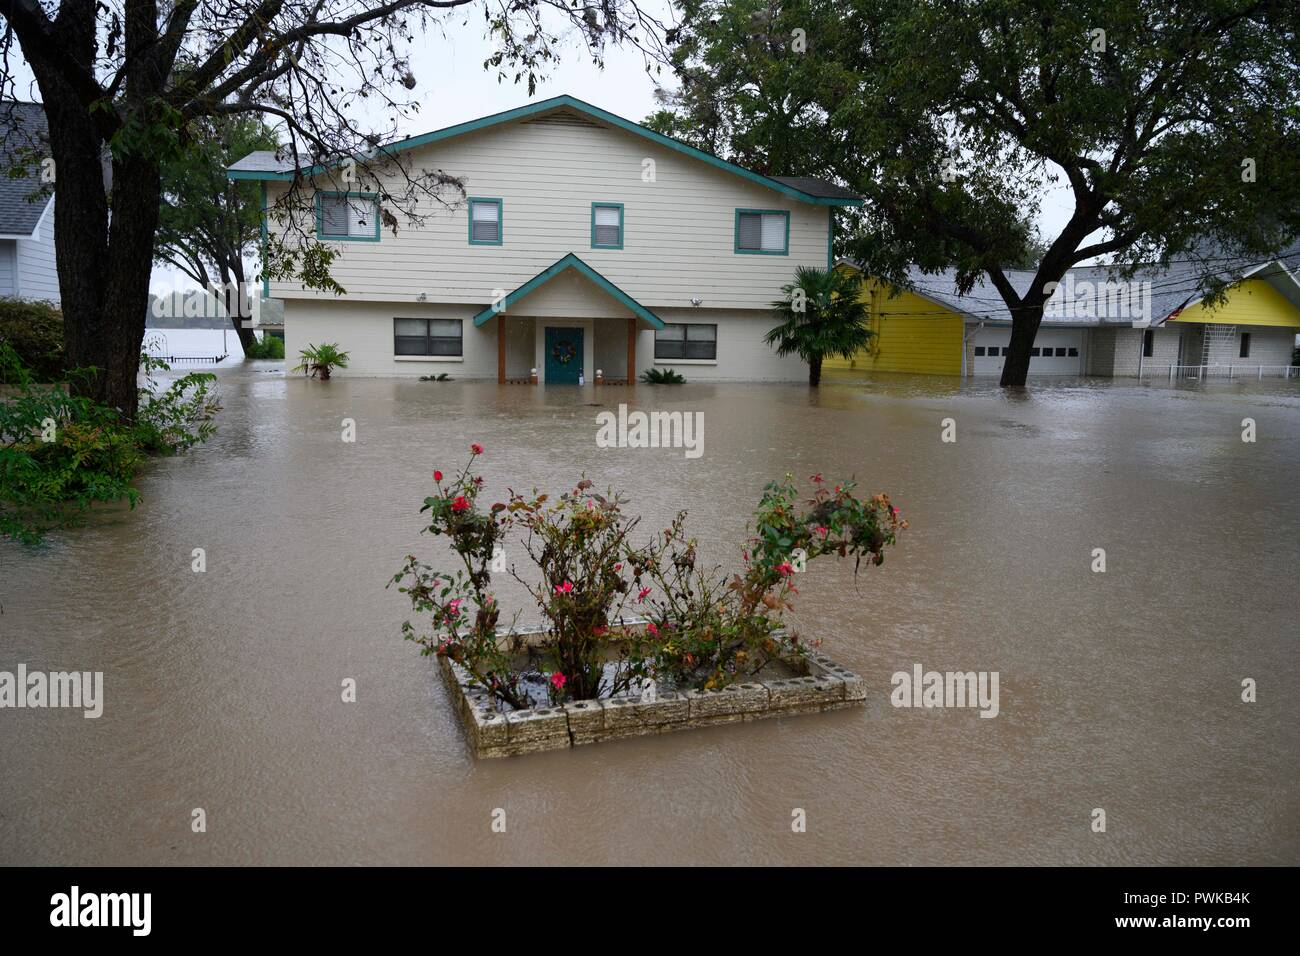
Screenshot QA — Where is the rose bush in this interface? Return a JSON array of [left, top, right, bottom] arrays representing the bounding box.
[[392, 447, 905, 708]]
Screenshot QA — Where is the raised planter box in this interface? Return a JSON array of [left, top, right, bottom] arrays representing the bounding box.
[[437, 621, 867, 758]]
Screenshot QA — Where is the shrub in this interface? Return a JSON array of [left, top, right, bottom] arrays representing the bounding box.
[[641, 367, 685, 384], [244, 334, 285, 359], [292, 342, 349, 379], [1, 344, 219, 544], [391, 447, 905, 708], [0, 297, 64, 382]]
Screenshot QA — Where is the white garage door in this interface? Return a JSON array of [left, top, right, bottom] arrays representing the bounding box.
[[973, 329, 1083, 375]]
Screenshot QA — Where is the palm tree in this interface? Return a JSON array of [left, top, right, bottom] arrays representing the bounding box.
[[292, 342, 350, 380], [766, 266, 873, 386]]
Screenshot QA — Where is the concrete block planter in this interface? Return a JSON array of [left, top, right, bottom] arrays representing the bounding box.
[[438, 624, 867, 758]]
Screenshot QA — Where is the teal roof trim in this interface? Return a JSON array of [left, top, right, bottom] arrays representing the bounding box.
[[227, 95, 862, 207], [470, 254, 665, 329]]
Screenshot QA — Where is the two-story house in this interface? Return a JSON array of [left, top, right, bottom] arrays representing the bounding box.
[[0, 101, 60, 306], [228, 95, 861, 382]]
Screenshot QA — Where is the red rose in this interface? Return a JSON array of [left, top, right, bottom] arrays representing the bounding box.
[[433, 470, 443, 482], [471, 443, 484, 455], [451, 495, 470, 513]]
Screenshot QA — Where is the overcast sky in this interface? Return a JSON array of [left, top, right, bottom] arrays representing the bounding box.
[[3, 3, 1076, 297]]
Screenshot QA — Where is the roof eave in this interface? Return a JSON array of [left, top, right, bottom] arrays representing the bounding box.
[[225, 95, 863, 206], [470, 253, 664, 329]]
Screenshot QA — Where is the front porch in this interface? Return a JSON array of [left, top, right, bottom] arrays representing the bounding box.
[[495, 314, 641, 385], [472, 253, 664, 385]]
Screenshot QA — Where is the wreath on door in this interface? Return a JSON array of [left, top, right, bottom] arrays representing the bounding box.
[[551, 338, 577, 365]]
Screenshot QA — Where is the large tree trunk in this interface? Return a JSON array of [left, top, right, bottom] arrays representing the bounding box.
[[809, 354, 823, 387], [999, 304, 1045, 387], [221, 261, 257, 353], [28, 14, 164, 421]]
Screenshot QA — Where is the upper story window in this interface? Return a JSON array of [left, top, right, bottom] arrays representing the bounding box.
[[591, 203, 624, 249], [317, 192, 380, 241], [655, 323, 717, 361], [468, 198, 503, 245], [735, 209, 789, 255], [394, 318, 463, 357]]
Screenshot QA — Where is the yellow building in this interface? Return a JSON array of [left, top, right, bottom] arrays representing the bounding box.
[[827, 258, 1300, 378], [823, 265, 964, 376]]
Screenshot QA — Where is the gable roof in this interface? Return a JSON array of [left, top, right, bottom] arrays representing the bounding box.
[[470, 253, 664, 328], [228, 95, 862, 207], [0, 101, 53, 237], [837, 254, 1300, 327]]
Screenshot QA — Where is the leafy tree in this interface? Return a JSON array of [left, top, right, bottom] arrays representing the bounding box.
[[0, 1, 668, 417], [651, 0, 1300, 385], [766, 265, 873, 385], [154, 115, 280, 353]]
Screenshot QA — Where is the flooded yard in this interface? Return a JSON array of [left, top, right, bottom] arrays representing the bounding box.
[[2, 364, 1298, 865]]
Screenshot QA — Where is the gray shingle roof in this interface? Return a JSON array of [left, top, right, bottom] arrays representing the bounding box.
[[227, 149, 296, 175], [769, 176, 861, 201], [839, 255, 1300, 326], [0, 101, 52, 236]]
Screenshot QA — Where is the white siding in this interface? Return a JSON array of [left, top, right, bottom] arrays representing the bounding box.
[[0, 239, 15, 297], [284, 299, 491, 378], [12, 201, 60, 305], [640, 308, 806, 382], [282, 298, 810, 381], [267, 114, 829, 313]]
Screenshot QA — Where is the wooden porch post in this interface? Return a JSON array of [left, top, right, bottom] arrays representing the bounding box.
[[497, 314, 506, 384], [627, 317, 637, 385]]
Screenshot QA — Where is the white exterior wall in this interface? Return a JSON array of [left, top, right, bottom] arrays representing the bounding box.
[[266, 113, 829, 315], [283, 298, 807, 381], [0, 239, 14, 297], [284, 299, 494, 378], [1242, 329, 1298, 368], [0, 204, 60, 306], [640, 308, 807, 382], [15, 220, 60, 304]]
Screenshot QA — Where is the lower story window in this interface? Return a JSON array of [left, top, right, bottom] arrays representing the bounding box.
[[1239, 333, 1251, 358], [395, 318, 462, 356], [655, 322, 717, 360]]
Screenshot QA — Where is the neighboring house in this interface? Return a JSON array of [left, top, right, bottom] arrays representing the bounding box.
[[0, 101, 59, 306], [828, 257, 1300, 378], [228, 95, 861, 381]]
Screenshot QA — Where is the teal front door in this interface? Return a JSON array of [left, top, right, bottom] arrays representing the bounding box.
[[544, 327, 583, 384]]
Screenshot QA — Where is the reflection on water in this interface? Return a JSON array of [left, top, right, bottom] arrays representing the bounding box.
[[2, 363, 1298, 865]]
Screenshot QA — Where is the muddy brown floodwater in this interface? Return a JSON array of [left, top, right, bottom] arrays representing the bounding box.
[[2, 364, 1298, 865]]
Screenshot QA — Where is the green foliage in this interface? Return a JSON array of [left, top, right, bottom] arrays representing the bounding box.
[[630, 474, 906, 691], [244, 335, 285, 359], [291, 342, 350, 379], [418, 372, 452, 381], [155, 114, 280, 290], [640, 367, 685, 384], [653, 0, 1300, 382], [392, 447, 906, 708], [0, 298, 65, 382], [0, 344, 219, 544], [766, 266, 872, 384]]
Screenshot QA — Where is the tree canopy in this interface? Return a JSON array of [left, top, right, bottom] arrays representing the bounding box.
[[649, 0, 1300, 384]]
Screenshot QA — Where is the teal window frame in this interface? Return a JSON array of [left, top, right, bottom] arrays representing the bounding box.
[[315, 191, 381, 242], [468, 197, 504, 245], [734, 208, 789, 255], [590, 202, 625, 250]]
